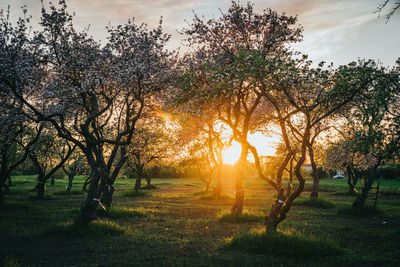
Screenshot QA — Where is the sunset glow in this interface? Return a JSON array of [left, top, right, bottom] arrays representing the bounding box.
[[223, 132, 281, 165], [223, 141, 242, 165]]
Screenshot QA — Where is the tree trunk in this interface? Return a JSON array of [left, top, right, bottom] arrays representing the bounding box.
[[347, 165, 357, 194], [76, 170, 101, 224], [145, 175, 151, 187], [286, 156, 294, 198], [101, 184, 114, 208], [51, 177, 55, 185], [134, 166, 143, 192], [309, 145, 319, 199], [231, 159, 245, 215], [352, 164, 379, 208], [134, 176, 142, 192], [36, 182, 45, 198], [83, 175, 92, 190], [213, 165, 222, 198], [266, 200, 284, 233], [66, 173, 74, 192], [328, 169, 334, 179]]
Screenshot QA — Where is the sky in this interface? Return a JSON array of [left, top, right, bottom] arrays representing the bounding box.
[[1, 0, 399, 67]]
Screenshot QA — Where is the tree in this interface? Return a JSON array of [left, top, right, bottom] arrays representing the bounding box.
[[376, 0, 400, 22], [2, 1, 174, 223], [29, 126, 75, 198], [178, 1, 301, 215], [62, 152, 87, 192], [0, 7, 44, 203], [172, 108, 229, 196], [127, 115, 174, 192], [336, 61, 399, 208]]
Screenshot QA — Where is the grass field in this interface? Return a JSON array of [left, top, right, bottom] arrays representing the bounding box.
[[1, 175, 399, 266]]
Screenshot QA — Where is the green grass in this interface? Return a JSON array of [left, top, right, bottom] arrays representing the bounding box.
[[218, 211, 263, 223], [194, 190, 233, 200], [97, 207, 147, 218], [224, 229, 344, 260], [44, 220, 125, 238], [122, 189, 151, 197], [1, 176, 399, 266], [295, 197, 336, 209]]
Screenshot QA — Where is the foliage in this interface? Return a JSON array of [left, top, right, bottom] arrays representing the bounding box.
[[377, 165, 400, 179]]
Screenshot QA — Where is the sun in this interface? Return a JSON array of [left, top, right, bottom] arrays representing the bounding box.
[[222, 132, 280, 165], [223, 141, 242, 165]]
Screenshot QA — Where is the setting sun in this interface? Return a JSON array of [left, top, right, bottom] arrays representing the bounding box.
[[223, 132, 280, 165], [223, 141, 242, 165]]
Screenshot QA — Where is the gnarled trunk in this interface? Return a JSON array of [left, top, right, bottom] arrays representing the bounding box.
[[352, 164, 379, 208], [347, 165, 357, 194], [101, 183, 114, 208], [309, 145, 319, 199], [76, 169, 101, 224]]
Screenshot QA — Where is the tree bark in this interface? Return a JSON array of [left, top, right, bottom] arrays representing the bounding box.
[[76, 169, 101, 224], [213, 166, 222, 198], [231, 145, 247, 216], [36, 182, 45, 198], [66, 173, 74, 192], [309, 145, 319, 199], [347, 165, 357, 194], [101, 183, 114, 208], [134, 176, 142, 192], [352, 164, 379, 208]]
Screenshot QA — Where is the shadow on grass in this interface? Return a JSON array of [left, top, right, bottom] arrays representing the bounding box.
[[141, 184, 158, 190], [218, 211, 263, 223], [52, 189, 85, 195], [3, 188, 26, 195], [223, 229, 344, 260], [122, 190, 151, 198], [28, 195, 53, 201], [44, 220, 125, 238], [0, 201, 30, 211], [97, 207, 147, 219], [294, 198, 335, 209], [337, 206, 382, 217]]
